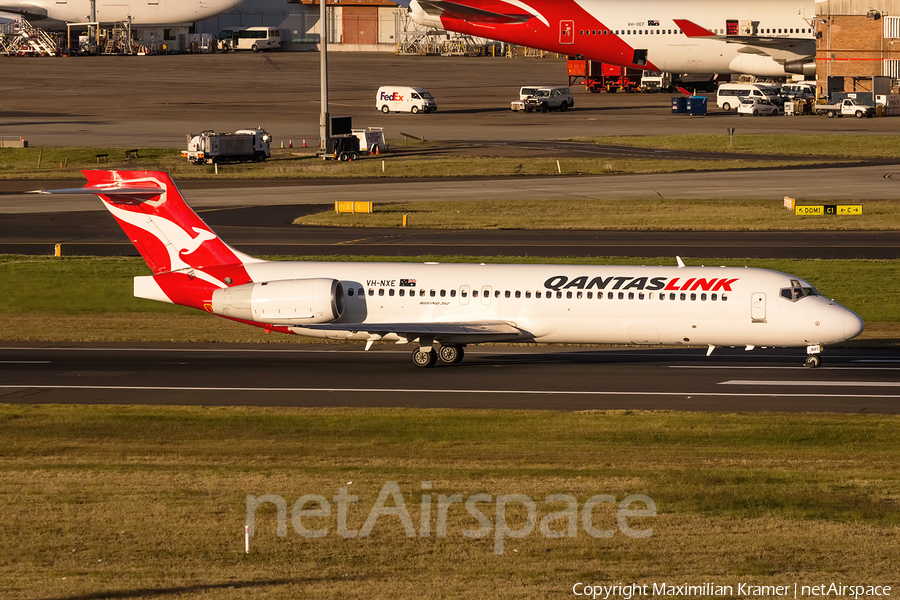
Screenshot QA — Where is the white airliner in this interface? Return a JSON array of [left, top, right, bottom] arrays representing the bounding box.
[[0, 0, 243, 27], [38, 170, 863, 368], [408, 0, 817, 77]]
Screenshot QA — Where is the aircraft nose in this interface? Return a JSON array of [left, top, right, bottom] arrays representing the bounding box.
[[844, 309, 865, 340]]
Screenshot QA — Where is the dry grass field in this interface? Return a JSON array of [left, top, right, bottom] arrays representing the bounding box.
[[2, 405, 898, 599]]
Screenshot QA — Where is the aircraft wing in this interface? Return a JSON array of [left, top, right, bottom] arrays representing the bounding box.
[[414, 0, 533, 24], [296, 320, 532, 344], [673, 19, 814, 56], [0, 4, 48, 19], [674, 19, 815, 54]]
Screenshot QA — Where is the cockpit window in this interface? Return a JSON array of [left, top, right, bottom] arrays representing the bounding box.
[[780, 286, 819, 302]]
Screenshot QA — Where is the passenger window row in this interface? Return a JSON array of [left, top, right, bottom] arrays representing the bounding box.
[[348, 287, 729, 302], [580, 27, 809, 35]]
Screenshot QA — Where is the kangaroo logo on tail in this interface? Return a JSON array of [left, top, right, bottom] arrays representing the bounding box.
[[35, 170, 261, 308]]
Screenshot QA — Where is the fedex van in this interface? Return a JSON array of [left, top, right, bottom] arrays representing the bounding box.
[[376, 86, 437, 114]]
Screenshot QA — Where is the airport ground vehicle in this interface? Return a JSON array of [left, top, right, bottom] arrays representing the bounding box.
[[376, 86, 436, 113], [641, 71, 718, 93], [737, 97, 781, 116], [511, 85, 543, 111], [716, 83, 782, 111], [567, 58, 641, 92], [524, 86, 575, 112], [780, 81, 815, 99], [814, 98, 876, 118], [640, 71, 672, 92], [38, 171, 864, 369], [183, 129, 271, 164], [320, 128, 387, 161], [218, 27, 281, 52]]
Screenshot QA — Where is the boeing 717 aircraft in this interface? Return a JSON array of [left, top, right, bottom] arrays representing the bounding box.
[[0, 0, 243, 27], [409, 0, 817, 77], [38, 171, 863, 368]]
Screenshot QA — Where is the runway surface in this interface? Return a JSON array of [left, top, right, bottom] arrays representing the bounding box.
[[1, 206, 898, 258], [1, 345, 898, 413]]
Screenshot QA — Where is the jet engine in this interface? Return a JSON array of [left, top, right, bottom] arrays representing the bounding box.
[[211, 278, 344, 324], [784, 59, 816, 77]]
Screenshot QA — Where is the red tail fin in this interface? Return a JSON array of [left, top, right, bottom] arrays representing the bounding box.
[[82, 170, 257, 275]]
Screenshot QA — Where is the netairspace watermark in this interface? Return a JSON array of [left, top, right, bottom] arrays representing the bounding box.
[[246, 481, 656, 555], [572, 583, 893, 599]]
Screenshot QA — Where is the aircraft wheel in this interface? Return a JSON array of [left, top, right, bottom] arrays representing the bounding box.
[[805, 355, 822, 369], [381, 105, 390, 114], [412, 348, 437, 368], [438, 345, 464, 364]]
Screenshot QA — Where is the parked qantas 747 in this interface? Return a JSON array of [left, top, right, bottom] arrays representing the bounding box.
[[0, 0, 242, 28], [37, 171, 863, 368], [408, 0, 817, 77]]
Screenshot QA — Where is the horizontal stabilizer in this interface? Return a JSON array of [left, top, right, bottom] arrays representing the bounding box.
[[30, 186, 164, 201], [416, 0, 532, 24]]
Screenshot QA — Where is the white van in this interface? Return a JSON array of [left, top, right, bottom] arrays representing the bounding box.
[[219, 27, 281, 52], [716, 83, 782, 111], [376, 86, 437, 114], [780, 81, 816, 100]]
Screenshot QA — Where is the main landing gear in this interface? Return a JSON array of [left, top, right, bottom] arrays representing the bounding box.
[[412, 345, 465, 368], [805, 345, 822, 369]]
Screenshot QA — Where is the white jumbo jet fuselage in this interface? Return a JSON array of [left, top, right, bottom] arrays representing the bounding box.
[[0, 0, 243, 27], [409, 0, 817, 76]]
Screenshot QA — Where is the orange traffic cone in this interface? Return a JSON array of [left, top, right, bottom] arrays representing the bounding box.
[[302, 139, 307, 148], [288, 139, 293, 148], [374, 145, 379, 155]]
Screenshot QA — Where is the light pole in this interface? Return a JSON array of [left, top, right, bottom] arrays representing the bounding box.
[[319, 0, 330, 151]]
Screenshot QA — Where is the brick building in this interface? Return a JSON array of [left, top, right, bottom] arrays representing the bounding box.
[[816, 0, 900, 96], [195, 0, 403, 52]]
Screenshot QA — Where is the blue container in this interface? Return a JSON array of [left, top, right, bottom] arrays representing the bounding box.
[[687, 96, 708, 116], [671, 96, 687, 114]]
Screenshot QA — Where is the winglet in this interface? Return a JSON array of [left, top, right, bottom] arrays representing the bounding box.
[[673, 19, 716, 37]]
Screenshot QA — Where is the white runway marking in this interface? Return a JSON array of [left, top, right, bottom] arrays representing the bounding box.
[[721, 380, 900, 387], [0, 361, 51, 364], [674, 365, 900, 371], [1, 384, 899, 399]]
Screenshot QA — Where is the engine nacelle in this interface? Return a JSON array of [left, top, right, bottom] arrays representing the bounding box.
[[784, 59, 816, 77], [210, 278, 344, 324]]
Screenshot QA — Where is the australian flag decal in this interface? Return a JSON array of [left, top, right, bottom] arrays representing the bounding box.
[[400, 279, 417, 287], [648, 19, 660, 26]]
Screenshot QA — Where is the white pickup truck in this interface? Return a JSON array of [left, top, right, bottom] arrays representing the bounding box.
[[815, 98, 876, 119]]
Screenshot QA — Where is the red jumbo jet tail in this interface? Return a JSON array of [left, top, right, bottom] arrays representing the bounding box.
[[38, 170, 262, 309]]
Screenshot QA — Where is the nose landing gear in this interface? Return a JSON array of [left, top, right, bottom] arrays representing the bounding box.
[[805, 345, 822, 368]]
